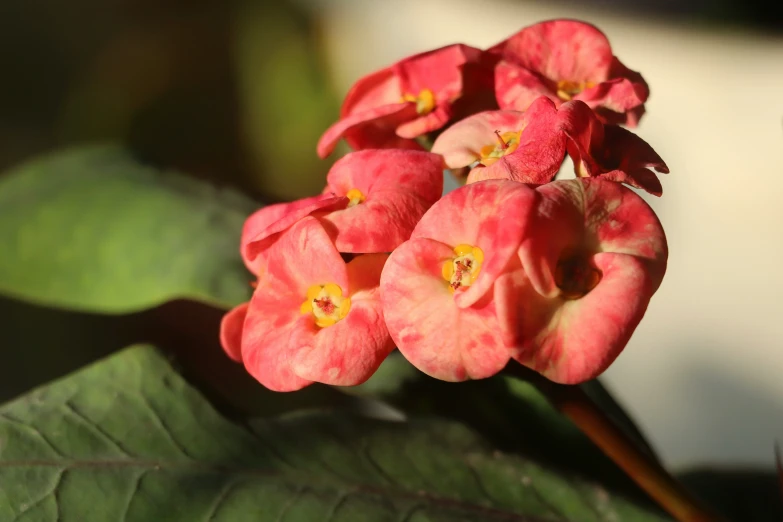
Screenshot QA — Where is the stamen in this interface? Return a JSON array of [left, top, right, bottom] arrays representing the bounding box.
[[441, 244, 484, 293], [478, 130, 522, 166], [555, 80, 596, 101], [345, 188, 365, 207], [494, 130, 509, 150], [314, 297, 336, 315], [301, 283, 351, 327], [401, 88, 435, 115]]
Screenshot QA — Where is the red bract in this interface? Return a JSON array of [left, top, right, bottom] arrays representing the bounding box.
[[243, 149, 443, 263], [560, 100, 668, 196], [317, 44, 493, 158], [431, 98, 565, 184], [507, 178, 667, 384], [223, 216, 393, 392], [490, 19, 648, 127], [380, 180, 536, 381]]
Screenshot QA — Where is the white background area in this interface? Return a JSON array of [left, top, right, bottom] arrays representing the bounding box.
[[308, 0, 783, 469]]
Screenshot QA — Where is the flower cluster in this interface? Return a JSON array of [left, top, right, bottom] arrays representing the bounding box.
[[221, 19, 669, 391]]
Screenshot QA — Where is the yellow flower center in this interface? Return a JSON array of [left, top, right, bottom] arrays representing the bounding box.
[[300, 283, 351, 327], [556, 80, 596, 101], [441, 244, 484, 293], [401, 88, 436, 115], [479, 130, 522, 166], [345, 188, 365, 207], [555, 255, 601, 299]]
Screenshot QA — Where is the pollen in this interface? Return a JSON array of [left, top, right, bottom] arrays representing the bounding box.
[[441, 244, 484, 293], [401, 88, 436, 115], [479, 130, 522, 166], [555, 79, 596, 101], [345, 188, 366, 207], [300, 283, 351, 327]]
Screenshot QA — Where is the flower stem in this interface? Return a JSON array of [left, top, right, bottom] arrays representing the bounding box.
[[503, 363, 728, 522]]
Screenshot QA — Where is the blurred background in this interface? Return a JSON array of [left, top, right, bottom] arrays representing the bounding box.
[[1, 0, 782, 473]]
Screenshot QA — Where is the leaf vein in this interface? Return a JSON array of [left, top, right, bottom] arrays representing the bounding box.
[[62, 400, 134, 458], [0, 412, 66, 459]]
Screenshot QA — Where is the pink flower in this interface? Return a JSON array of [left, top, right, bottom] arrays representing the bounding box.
[[507, 178, 667, 384], [380, 180, 536, 381], [431, 98, 566, 184], [243, 149, 443, 264], [432, 97, 667, 195], [490, 19, 648, 127], [317, 44, 494, 158], [560, 100, 668, 196], [221, 216, 394, 391]]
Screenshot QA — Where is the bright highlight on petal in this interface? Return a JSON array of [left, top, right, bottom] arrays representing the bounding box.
[[301, 283, 351, 327], [402, 88, 436, 115]]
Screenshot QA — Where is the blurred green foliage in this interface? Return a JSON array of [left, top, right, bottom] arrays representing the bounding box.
[[0, 145, 256, 313], [0, 0, 338, 201]]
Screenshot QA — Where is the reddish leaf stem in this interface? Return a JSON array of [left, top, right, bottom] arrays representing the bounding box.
[[503, 363, 728, 522]]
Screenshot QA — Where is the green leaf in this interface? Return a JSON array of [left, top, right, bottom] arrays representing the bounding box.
[[0, 295, 140, 404], [0, 346, 672, 521], [352, 353, 660, 503], [0, 144, 258, 313]]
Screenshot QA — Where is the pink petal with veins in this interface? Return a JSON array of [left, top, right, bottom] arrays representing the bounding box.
[[241, 217, 349, 391], [318, 44, 494, 156], [432, 98, 565, 185], [317, 103, 420, 158], [509, 178, 667, 384], [432, 109, 531, 168], [559, 100, 667, 195], [243, 194, 348, 268], [318, 149, 444, 253], [381, 238, 510, 381], [490, 20, 613, 83], [289, 253, 394, 385], [494, 61, 558, 111], [512, 252, 658, 384], [490, 20, 648, 125], [411, 179, 536, 309]]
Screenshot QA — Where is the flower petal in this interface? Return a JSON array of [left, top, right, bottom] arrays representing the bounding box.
[[318, 43, 490, 157], [219, 302, 248, 362], [494, 61, 557, 112], [340, 67, 403, 116], [243, 194, 348, 265], [431, 109, 531, 168], [381, 238, 510, 381], [289, 253, 394, 386], [521, 178, 667, 296], [511, 252, 658, 384], [490, 20, 613, 83], [240, 217, 349, 391], [395, 105, 452, 139], [578, 56, 649, 126], [411, 180, 536, 308], [320, 150, 444, 252], [559, 101, 667, 196], [317, 103, 420, 158], [395, 44, 484, 96], [465, 99, 566, 184]]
